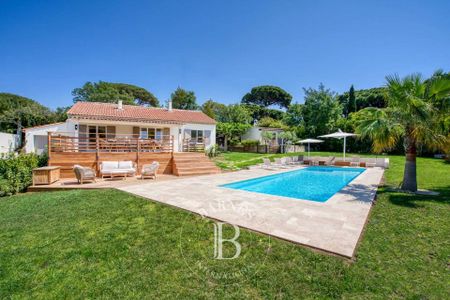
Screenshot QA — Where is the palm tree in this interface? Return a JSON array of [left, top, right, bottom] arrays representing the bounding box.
[[355, 72, 450, 192]]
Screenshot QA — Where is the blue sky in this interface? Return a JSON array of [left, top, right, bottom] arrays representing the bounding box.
[[1, 0, 449, 109]]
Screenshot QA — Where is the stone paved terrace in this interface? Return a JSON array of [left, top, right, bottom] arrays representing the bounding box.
[[117, 165, 384, 258]]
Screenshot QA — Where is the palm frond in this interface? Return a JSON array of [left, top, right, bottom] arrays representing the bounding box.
[[354, 107, 403, 153], [426, 77, 450, 101]]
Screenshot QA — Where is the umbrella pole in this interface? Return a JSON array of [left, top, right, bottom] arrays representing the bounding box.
[[343, 137, 346, 161], [308, 143, 310, 158]]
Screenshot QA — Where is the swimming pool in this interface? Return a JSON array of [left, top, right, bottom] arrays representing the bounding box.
[[220, 166, 365, 202]]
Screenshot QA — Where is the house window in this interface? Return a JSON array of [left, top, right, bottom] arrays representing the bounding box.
[[190, 130, 203, 143], [140, 128, 163, 140], [84, 125, 115, 139]]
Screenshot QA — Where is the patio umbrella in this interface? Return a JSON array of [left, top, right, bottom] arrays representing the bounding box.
[[297, 138, 324, 158], [318, 129, 358, 161]]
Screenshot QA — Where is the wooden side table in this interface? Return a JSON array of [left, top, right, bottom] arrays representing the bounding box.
[[32, 166, 61, 185]]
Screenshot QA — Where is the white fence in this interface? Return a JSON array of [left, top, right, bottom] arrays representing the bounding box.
[[0, 132, 19, 154]]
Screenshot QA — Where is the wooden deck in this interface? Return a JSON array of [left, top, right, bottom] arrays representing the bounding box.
[[47, 132, 220, 178], [27, 174, 179, 192]]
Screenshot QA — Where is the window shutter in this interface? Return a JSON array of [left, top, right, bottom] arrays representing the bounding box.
[[79, 124, 87, 134], [133, 126, 140, 138], [163, 128, 170, 136], [107, 126, 116, 138], [79, 125, 87, 140]]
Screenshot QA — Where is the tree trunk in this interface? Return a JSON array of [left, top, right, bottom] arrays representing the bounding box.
[[224, 137, 228, 151], [17, 119, 23, 148], [401, 137, 418, 192]]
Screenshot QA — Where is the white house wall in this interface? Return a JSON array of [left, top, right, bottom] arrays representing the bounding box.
[[24, 122, 71, 154], [0, 132, 19, 154]]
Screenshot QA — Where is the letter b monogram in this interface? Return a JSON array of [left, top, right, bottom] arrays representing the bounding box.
[[213, 222, 241, 260]]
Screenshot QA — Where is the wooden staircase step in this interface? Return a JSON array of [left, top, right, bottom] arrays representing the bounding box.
[[175, 165, 219, 171], [172, 153, 220, 176], [175, 169, 221, 176]]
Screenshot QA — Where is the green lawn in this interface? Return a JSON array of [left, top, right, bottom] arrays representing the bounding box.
[[0, 153, 449, 298]]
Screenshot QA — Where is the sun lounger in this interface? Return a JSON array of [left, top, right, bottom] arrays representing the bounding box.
[[349, 157, 360, 167], [261, 158, 275, 169], [308, 157, 319, 166], [291, 156, 299, 164], [285, 156, 293, 165], [366, 158, 377, 168], [274, 157, 290, 168], [324, 156, 336, 166]]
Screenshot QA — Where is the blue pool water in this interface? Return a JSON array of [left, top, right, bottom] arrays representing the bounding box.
[[220, 166, 365, 202]]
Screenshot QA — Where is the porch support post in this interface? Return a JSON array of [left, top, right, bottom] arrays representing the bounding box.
[[47, 132, 52, 162], [96, 132, 99, 175], [137, 138, 141, 174]]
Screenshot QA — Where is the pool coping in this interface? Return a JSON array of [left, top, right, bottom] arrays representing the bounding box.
[[117, 165, 384, 258]]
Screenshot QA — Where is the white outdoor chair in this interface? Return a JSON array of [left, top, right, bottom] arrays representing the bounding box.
[[141, 161, 159, 179]]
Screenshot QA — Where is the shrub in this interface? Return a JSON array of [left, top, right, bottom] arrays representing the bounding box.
[[0, 153, 40, 196], [205, 144, 220, 158], [241, 139, 259, 147]]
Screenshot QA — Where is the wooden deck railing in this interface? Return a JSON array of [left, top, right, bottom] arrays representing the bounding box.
[[48, 133, 174, 154], [182, 139, 207, 152]]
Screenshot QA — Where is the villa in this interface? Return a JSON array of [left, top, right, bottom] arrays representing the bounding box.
[[24, 101, 220, 177]]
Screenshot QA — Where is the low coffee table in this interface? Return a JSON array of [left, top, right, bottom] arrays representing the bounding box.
[[103, 171, 129, 180]]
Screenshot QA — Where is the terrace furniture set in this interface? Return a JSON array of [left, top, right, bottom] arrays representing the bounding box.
[[261, 155, 378, 170], [72, 160, 160, 184]]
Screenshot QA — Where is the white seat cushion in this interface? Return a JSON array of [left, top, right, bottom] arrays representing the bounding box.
[[102, 161, 119, 171], [118, 161, 133, 169]]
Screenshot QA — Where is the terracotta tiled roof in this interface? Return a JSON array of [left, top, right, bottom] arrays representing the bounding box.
[[67, 102, 216, 125]]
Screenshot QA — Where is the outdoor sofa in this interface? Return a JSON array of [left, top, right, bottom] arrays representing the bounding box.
[[100, 161, 136, 179]]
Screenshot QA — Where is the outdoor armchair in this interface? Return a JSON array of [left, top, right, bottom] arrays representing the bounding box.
[[141, 161, 160, 179], [73, 165, 96, 184]]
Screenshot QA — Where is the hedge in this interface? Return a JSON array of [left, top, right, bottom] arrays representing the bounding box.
[[0, 152, 45, 197]]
